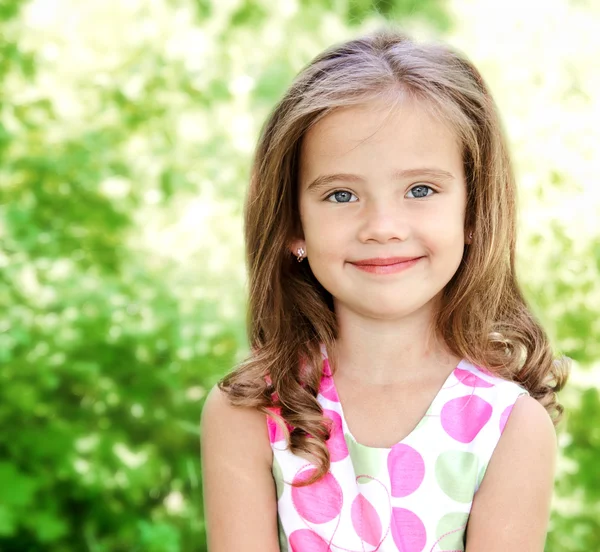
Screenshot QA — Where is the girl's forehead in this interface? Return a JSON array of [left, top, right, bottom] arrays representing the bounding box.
[[299, 98, 462, 179], [305, 97, 455, 145]]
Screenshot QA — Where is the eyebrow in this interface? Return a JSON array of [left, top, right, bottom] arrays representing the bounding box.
[[305, 167, 456, 193]]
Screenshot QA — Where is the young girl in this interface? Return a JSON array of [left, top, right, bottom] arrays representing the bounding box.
[[201, 29, 569, 552]]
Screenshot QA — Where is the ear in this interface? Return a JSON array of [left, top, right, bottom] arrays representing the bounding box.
[[465, 229, 474, 245], [289, 239, 306, 257]]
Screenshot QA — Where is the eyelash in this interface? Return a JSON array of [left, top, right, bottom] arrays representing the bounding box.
[[325, 185, 437, 203]]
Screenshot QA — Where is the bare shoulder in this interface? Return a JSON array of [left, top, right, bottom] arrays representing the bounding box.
[[201, 383, 273, 462], [466, 395, 557, 552], [494, 393, 557, 452], [201, 384, 279, 552]]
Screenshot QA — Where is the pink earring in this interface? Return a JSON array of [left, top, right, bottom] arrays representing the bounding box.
[[296, 247, 306, 262]]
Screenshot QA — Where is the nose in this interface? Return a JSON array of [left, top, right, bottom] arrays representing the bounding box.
[[356, 199, 410, 244]]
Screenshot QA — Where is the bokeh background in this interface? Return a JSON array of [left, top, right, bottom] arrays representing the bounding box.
[[1, 0, 599, 550]]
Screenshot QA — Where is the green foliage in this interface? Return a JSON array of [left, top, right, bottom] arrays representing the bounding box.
[[296, 0, 450, 29], [347, 0, 451, 29], [545, 384, 600, 551], [0, 1, 237, 549], [0, 0, 23, 21]]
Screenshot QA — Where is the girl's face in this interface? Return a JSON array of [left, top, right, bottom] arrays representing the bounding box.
[[292, 96, 469, 321]]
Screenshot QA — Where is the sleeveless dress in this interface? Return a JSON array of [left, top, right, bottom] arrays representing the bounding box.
[[266, 344, 529, 552]]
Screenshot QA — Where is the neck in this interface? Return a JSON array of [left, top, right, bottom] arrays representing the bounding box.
[[329, 300, 458, 386]]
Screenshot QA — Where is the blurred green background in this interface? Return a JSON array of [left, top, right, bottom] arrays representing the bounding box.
[[1, 0, 598, 550]]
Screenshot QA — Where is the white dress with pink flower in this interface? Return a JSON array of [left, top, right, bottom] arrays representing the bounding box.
[[266, 345, 529, 552]]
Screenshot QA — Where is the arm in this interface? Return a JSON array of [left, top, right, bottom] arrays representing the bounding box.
[[201, 384, 280, 552], [465, 394, 557, 551]]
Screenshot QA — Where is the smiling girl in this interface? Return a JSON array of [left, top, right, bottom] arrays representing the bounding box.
[[201, 30, 569, 552]]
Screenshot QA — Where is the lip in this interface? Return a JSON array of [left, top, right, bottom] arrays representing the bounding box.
[[351, 256, 422, 266], [350, 256, 423, 275]]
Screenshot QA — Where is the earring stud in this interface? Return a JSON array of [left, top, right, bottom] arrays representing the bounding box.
[[296, 247, 306, 262]]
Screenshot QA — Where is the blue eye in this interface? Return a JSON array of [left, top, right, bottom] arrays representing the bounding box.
[[407, 185, 435, 198], [326, 190, 358, 203]]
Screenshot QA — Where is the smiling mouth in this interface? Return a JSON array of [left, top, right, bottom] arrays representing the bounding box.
[[352, 256, 422, 266], [350, 257, 423, 274]]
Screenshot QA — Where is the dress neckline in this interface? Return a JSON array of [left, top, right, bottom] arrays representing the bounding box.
[[319, 344, 467, 451]]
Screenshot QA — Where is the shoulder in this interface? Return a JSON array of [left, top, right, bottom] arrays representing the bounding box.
[[496, 393, 557, 462], [483, 392, 557, 479], [201, 384, 280, 551], [505, 393, 556, 438], [201, 384, 273, 467], [465, 395, 557, 550]]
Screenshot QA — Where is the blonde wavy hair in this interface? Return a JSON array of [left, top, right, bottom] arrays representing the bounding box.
[[219, 29, 570, 486]]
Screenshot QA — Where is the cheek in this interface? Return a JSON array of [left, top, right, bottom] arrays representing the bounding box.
[[426, 199, 466, 240], [302, 211, 344, 248]]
